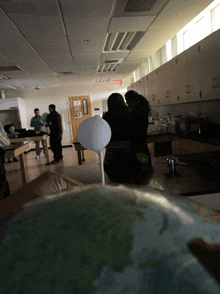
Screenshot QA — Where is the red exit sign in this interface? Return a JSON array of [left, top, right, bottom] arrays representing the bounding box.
[[113, 79, 122, 86]]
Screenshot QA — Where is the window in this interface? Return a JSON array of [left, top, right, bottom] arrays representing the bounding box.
[[193, 16, 209, 45], [171, 35, 177, 58], [140, 63, 145, 79], [212, 3, 220, 32], [166, 39, 172, 61], [134, 67, 141, 81], [155, 45, 167, 68], [148, 57, 152, 73], [183, 29, 193, 50], [144, 60, 149, 75], [160, 45, 167, 65], [133, 71, 136, 82]]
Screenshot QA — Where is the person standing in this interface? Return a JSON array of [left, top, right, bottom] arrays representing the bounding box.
[[0, 121, 11, 200], [46, 104, 63, 164], [125, 90, 151, 165], [30, 108, 46, 159]]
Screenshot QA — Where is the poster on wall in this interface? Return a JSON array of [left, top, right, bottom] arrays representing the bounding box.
[[74, 101, 81, 107], [73, 101, 82, 118], [74, 106, 82, 118]]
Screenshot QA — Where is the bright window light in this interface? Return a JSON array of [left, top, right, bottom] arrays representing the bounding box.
[[144, 60, 149, 75], [183, 29, 193, 50], [148, 57, 152, 73], [212, 3, 220, 32], [135, 67, 141, 81], [130, 0, 220, 82], [166, 39, 172, 61], [133, 71, 136, 82]]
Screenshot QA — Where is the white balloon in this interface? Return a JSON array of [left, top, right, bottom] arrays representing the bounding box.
[[77, 115, 111, 152]]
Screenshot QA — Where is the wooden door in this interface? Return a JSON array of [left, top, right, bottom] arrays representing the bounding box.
[[68, 95, 92, 142]]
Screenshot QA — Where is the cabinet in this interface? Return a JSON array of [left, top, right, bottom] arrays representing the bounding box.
[[172, 139, 220, 155]]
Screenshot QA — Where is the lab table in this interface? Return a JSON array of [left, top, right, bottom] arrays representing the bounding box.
[[4, 142, 31, 186]]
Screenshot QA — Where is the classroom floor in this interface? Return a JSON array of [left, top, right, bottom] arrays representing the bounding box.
[[5, 147, 100, 195]]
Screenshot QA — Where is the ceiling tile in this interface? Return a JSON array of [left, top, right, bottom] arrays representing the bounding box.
[[116, 63, 141, 75], [108, 16, 155, 33], [69, 34, 106, 55], [73, 54, 100, 66], [0, 54, 15, 67], [64, 16, 110, 36], [124, 50, 149, 63], [60, 0, 115, 18], [11, 57, 50, 72], [41, 55, 74, 71]]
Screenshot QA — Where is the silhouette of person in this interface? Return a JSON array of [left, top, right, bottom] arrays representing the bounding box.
[[103, 93, 153, 184]]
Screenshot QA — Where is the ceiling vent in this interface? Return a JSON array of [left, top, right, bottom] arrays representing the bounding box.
[[0, 66, 22, 72], [0, 75, 10, 80], [103, 31, 145, 52], [97, 63, 121, 73], [124, 0, 157, 12], [94, 78, 112, 83]]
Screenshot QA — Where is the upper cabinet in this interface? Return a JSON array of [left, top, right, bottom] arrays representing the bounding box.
[[128, 29, 220, 106]]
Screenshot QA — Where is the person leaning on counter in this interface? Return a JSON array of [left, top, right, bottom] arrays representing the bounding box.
[[0, 121, 10, 200]]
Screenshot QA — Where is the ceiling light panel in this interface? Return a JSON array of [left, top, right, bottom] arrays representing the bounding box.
[[124, 0, 158, 12], [74, 54, 100, 66], [69, 34, 106, 56], [113, 0, 169, 17]]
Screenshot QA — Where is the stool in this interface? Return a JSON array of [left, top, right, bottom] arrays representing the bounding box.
[[163, 156, 187, 177]]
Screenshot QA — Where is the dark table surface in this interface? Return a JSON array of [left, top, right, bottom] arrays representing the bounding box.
[[59, 150, 220, 197]]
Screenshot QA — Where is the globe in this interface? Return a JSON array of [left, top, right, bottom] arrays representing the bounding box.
[[41, 113, 49, 124], [1, 185, 220, 293]]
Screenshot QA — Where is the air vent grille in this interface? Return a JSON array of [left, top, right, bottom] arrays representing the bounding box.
[[103, 31, 145, 52], [0, 75, 10, 80], [124, 0, 157, 12], [97, 63, 119, 73], [94, 78, 112, 83], [0, 66, 22, 72], [104, 60, 119, 63]]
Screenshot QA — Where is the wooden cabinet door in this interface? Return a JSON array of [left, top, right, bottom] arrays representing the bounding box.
[[68, 96, 92, 142]]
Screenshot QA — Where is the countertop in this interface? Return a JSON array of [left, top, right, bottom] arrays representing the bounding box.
[[147, 130, 220, 146], [59, 149, 220, 197]]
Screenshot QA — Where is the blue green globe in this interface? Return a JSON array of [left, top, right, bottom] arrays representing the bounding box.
[[1, 185, 220, 293], [41, 113, 49, 124]]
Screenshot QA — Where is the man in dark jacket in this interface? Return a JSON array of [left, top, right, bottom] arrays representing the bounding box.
[[46, 104, 63, 164]]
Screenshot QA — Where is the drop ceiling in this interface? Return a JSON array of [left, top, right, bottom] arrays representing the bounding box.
[[0, 0, 214, 93]]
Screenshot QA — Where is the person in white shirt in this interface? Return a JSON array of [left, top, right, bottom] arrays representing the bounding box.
[[30, 108, 46, 159], [0, 121, 10, 199]]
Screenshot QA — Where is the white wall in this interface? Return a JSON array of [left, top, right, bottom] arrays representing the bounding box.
[[4, 85, 129, 147], [0, 98, 18, 110], [25, 96, 72, 146], [17, 98, 28, 130]]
